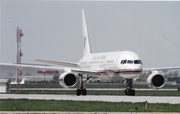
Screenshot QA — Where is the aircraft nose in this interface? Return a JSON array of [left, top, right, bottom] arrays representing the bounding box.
[[126, 64, 142, 71], [136, 64, 142, 69], [134, 64, 142, 70]]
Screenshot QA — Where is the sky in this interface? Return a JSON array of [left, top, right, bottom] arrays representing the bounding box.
[[0, 1, 180, 68]]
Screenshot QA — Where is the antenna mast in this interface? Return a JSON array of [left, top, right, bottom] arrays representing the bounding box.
[[16, 27, 23, 91]]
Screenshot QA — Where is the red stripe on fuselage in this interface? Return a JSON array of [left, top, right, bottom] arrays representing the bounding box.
[[120, 70, 142, 74], [98, 70, 142, 75]]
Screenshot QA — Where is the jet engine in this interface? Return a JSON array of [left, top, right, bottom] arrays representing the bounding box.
[[147, 70, 165, 89], [59, 70, 77, 88]]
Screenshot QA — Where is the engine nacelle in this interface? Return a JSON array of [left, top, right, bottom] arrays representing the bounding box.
[[59, 71, 77, 88], [147, 70, 165, 89]]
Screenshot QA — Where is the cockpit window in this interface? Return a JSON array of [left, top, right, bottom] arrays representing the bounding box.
[[134, 60, 143, 64], [121, 59, 142, 64], [127, 60, 133, 64], [121, 60, 127, 64], [121, 60, 124, 64], [134, 60, 139, 64]]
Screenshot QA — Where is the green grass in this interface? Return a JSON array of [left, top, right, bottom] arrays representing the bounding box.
[[11, 90, 180, 96], [0, 99, 180, 112], [10, 83, 180, 96], [10, 83, 180, 89]]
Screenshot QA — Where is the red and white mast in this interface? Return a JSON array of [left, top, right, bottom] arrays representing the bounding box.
[[16, 27, 23, 91]]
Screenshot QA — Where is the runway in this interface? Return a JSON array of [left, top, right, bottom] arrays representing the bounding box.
[[0, 94, 180, 104], [0, 111, 179, 114], [11, 88, 178, 91], [0, 111, 180, 114]]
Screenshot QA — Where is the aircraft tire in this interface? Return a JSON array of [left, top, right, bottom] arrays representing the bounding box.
[[81, 89, 87, 96], [124, 89, 135, 96], [124, 90, 128, 95], [76, 89, 81, 96], [131, 90, 135, 96]]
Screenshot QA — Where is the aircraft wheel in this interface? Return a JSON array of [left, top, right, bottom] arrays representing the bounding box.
[[76, 89, 81, 96], [124, 89, 130, 95], [124, 89, 135, 96], [124, 89, 128, 95], [130, 89, 135, 96], [81, 89, 87, 96]]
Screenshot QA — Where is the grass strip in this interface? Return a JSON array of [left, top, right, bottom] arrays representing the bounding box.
[[11, 90, 180, 96], [0, 99, 180, 112], [11, 83, 180, 89]]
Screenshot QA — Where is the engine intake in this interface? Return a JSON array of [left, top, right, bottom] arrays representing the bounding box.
[[59, 71, 77, 88], [147, 70, 165, 89]]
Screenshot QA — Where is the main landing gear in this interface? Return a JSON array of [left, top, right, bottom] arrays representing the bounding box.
[[124, 79, 135, 96], [76, 74, 92, 96]]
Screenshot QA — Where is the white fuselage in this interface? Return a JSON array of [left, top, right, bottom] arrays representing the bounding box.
[[78, 50, 142, 79]]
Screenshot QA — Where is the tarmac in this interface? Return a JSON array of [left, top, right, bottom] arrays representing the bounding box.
[[0, 111, 179, 114], [0, 94, 180, 104], [10, 88, 178, 91]]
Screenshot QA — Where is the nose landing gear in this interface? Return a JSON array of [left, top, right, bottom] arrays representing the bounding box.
[[124, 79, 135, 96]]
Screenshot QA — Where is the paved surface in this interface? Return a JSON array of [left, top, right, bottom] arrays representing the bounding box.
[[0, 94, 180, 104], [11, 88, 178, 91], [0, 112, 180, 114]]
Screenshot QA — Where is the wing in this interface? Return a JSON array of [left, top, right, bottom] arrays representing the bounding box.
[[35, 58, 78, 67], [0, 63, 97, 75], [139, 66, 180, 90], [143, 66, 180, 72]]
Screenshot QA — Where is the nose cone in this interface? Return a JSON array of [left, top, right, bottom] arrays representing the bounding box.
[[119, 64, 142, 79], [118, 51, 143, 79], [126, 64, 143, 71]]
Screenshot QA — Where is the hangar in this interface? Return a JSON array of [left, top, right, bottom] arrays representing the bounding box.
[[0, 79, 11, 93]]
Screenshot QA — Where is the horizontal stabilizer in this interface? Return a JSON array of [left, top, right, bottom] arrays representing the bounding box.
[[35, 58, 78, 67]]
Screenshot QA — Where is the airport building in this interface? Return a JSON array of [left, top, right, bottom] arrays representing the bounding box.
[[0, 64, 60, 83], [0, 79, 11, 93]]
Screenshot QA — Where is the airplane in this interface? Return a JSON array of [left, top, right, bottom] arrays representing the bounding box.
[[0, 9, 180, 96]]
